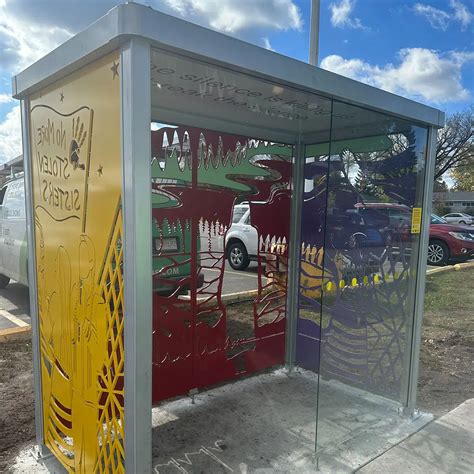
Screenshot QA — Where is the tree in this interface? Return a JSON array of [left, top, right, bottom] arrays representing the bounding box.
[[433, 179, 448, 192], [353, 168, 379, 197], [435, 106, 473, 181], [451, 157, 474, 192]]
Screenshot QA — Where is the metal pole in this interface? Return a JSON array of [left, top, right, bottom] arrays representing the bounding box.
[[309, 0, 321, 66], [21, 98, 51, 458], [404, 126, 437, 415], [121, 38, 153, 472], [285, 137, 305, 368]]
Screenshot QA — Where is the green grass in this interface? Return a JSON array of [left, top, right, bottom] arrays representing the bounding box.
[[424, 267, 474, 312], [423, 267, 474, 344]]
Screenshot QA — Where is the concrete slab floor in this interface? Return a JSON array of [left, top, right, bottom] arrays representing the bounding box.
[[151, 369, 431, 473], [10, 369, 432, 473]]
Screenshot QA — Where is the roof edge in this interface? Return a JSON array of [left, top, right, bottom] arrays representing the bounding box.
[[12, 3, 444, 128]]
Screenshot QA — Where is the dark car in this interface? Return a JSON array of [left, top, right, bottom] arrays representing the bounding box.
[[428, 214, 474, 265]]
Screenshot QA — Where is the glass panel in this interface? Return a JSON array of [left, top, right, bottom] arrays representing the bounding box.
[[149, 46, 431, 468], [315, 100, 428, 462]]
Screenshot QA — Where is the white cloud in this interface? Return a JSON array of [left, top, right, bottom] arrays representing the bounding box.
[[0, 94, 13, 104], [413, 4, 450, 30], [320, 48, 474, 104], [450, 0, 474, 28], [162, 0, 303, 33], [329, 0, 364, 29], [414, 1, 473, 31], [2, 0, 119, 33], [0, 8, 72, 74], [0, 0, 304, 83], [0, 105, 21, 164], [262, 37, 275, 51], [0, 0, 302, 78]]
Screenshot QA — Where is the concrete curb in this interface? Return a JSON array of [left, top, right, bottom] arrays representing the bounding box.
[[426, 260, 474, 276], [179, 289, 259, 304], [221, 289, 259, 304], [0, 325, 31, 342]]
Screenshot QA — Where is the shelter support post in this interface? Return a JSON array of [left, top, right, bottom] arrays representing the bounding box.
[[121, 38, 153, 472], [21, 98, 51, 459], [285, 138, 305, 369], [403, 126, 437, 416]]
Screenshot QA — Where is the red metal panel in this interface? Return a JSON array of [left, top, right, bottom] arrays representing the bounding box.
[[151, 125, 292, 403]]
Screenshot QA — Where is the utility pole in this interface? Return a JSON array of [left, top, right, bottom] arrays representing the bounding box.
[[309, 0, 320, 66]]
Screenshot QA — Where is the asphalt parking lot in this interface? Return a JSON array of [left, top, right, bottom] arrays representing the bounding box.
[[203, 262, 259, 295], [0, 284, 30, 332]]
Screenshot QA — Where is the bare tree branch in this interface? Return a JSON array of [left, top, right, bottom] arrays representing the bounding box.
[[435, 106, 473, 180]]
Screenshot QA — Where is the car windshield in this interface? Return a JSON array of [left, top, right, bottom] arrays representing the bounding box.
[[232, 207, 247, 223], [431, 214, 448, 224]]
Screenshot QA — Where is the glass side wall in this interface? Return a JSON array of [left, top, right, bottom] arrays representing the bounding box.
[[149, 46, 430, 469], [149, 47, 340, 471], [309, 100, 428, 459]]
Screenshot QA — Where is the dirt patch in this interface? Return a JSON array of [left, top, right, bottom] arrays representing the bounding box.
[[417, 268, 474, 416], [0, 338, 35, 472]]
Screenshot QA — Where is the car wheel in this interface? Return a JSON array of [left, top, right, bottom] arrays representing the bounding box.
[[427, 240, 449, 266], [228, 241, 250, 271], [459, 221, 466, 225], [0, 274, 10, 289]]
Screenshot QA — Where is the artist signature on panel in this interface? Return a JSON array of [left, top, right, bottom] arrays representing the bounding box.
[[153, 439, 248, 473]]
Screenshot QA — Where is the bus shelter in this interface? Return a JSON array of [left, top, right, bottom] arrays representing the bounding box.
[[13, 3, 443, 472]]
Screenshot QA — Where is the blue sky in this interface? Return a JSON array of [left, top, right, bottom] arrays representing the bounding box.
[[0, 0, 473, 163]]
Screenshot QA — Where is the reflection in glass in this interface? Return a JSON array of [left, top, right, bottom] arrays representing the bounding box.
[[305, 101, 428, 455], [148, 46, 432, 469]]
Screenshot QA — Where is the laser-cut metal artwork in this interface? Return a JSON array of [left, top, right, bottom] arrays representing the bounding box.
[[151, 126, 292, 402], [29, 53, 124, 473]]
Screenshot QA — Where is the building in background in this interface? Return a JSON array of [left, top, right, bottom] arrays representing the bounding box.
[[433, 191, 474, 215]]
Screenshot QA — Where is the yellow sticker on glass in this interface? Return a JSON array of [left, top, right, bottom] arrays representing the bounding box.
[[411, 207, 422, 234]]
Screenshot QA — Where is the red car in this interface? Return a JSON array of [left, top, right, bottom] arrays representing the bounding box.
[[428, 214, 474, 265], [352, 204, 474, 266]]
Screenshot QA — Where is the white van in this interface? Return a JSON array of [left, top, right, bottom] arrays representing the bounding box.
[[0, 175, 28, 288]]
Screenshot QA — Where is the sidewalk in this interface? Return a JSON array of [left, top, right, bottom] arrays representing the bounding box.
[[358, 398, 474, 473]]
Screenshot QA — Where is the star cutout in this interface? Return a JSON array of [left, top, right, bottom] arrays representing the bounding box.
[[97, 165, 103, 176], [60, 92, 64, 102], [111, 61, 119, 79]]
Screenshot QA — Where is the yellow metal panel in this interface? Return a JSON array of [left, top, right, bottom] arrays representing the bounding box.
[[28, 52, 124, 473]]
